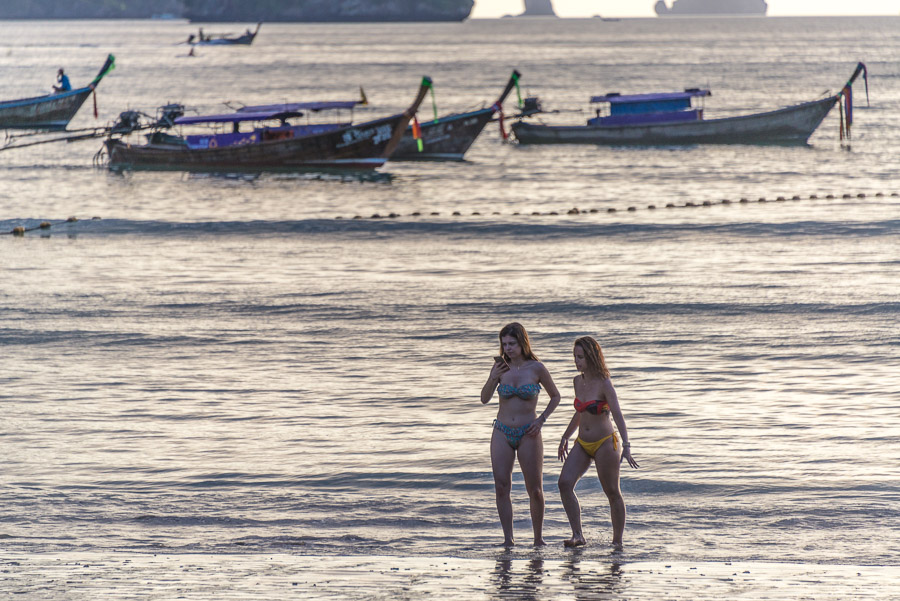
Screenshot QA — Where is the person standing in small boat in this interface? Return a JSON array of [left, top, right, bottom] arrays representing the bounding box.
[[481, 322, 561, 547], [52, 68, 71, 93], [557, 336, 638, 549]]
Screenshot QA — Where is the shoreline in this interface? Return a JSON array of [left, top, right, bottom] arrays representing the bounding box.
[[3, 552, 897, 599]]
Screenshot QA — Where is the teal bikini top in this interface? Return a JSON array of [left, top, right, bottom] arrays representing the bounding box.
[[497, 382, 541, 400]]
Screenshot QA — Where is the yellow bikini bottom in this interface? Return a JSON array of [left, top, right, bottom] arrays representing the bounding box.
[[576, 432, 618, 458]]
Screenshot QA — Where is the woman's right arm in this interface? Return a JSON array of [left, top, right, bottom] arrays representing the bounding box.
[[480, 361, 508, 404], [557, 412, 580, 460]]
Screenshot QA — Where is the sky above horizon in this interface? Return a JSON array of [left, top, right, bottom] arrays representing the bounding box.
[[471, 0, 900, 18]]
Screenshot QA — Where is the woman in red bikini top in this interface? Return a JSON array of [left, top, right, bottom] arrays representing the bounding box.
[[556, 336, 639, 549]]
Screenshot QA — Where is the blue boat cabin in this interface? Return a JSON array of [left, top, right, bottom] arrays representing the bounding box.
[[587, 89, 711, 126]]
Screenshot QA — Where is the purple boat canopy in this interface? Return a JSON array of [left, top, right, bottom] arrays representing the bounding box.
[[591, 90, 711, 104], [174, 109, 305, 125], [237, 101, 363, 113]]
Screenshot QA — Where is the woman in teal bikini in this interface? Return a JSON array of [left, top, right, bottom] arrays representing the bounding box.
[[481, 322, 561, 547], [558, 336, 639, 549]]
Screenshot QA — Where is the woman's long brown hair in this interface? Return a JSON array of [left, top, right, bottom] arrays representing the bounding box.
[[574, 336, 610, 379], [499, 322, 539, 362]]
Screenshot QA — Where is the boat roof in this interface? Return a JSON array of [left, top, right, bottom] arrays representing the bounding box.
[[173, 101, 361, 125], [237, 101, 362, 113], [591, 90, 711, 104], [174, 109, 304, 125]]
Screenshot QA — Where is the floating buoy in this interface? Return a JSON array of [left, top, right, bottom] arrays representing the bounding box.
[[758, 198, 766, 203], [666, 203, 675, 208], [776, 196, 786, 202], [809, 195, 818, 200], [66, 216, 78, 222], [721, 199, 731, 204], [431, 212, 440, 215], [92, 216, 102, 220], [471, 211, 480, 216], [12, 226, 25, 236], [875, 193, 884, 198], [353, 215, 362, 219], [589, 208, 598, 213], [826, 194, 834, 199], [702, 201, 711, 206], [39, 221, 51, 229], [389, 213, 399, 218], [532, 211, 541, 215], [626, 206, 635, 211], [648, 205, 656, 210], [685, 202, 696, 207], [739, 198, 749, 203], [371, 213, 382, 219], [452, 211, 461, 216], [842, 194, 852, 199], [857, 193, 866, 198], [411, 212, 421, 216], [513, 212, 520, 215], [335, 216, 343, 220], [568, 208, 580, 215], [891, 193, 899, 197], [792, 195, 801, 200], [493, 211, 500, 215], [607, 208, 616, 213]]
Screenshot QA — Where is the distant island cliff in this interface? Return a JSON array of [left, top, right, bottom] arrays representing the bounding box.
[[520, 0, 556, 17], [0, 0, 475, 21], [655, 0, 768, 16]]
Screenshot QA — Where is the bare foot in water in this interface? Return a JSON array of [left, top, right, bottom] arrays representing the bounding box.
[[533, 538, 546, 547], [564, 535, 586, 547], [500, 539, 515, 547]]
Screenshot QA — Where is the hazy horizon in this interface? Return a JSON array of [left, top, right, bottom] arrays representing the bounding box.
[[472, 0, 900, 18]]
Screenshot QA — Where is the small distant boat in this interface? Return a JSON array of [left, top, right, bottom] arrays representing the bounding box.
[[512, 63, 868, 146], [391, 70, 523, 161], [0, 54, 115, 131], [102, 77, 432, 172], [189, 23, 261, 46]]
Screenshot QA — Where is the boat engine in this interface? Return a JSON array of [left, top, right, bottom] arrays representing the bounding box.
[[111, 110, 143, 134]]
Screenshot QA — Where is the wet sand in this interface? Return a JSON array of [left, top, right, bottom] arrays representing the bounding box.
[[2, 552, 896, 600]]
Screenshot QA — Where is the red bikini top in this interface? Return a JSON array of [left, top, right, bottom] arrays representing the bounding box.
[[574, 398, 609, 414]]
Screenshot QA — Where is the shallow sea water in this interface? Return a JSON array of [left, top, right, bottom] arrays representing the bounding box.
[[1, 15, 899, 599]]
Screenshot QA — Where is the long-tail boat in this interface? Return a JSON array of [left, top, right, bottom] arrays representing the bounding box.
[[512, 63, 868, 145], [102, 77, 432, 172], [189, 23, 261, 46], [0, 55, 115, 131], [392, 70, 523, 161]]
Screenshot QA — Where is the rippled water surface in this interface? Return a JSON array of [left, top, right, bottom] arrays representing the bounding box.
[[1, 17, 899, 572]]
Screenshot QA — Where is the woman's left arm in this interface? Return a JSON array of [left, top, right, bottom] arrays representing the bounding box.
[[527, 363, 562, 436], [603, 378, 640, 469]]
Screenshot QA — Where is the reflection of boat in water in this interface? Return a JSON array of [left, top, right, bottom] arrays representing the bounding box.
[[392, 70, 523, 161], [188, 23, 260, 46], [0, 55, 115, 131], [101, 78, 432, 173], [512, 63, 868, 146]]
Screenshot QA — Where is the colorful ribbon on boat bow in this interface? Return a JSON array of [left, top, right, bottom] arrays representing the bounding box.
[[493, 102, 508, 141], [512, 71, 523, 109], [424, 79, 438, 123], [838, 62, 868, 141], [412, 116, 423, 152]]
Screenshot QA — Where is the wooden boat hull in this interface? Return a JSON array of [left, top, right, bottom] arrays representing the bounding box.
[[512, 95, 839, 145], [0, 87, 93, 131], [392, 108, 495, 160], [106, 113, 408, 172]]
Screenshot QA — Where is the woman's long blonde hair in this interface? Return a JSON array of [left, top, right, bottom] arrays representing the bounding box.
[[499, 322, 539, 362], [575, 336, 610, 379]]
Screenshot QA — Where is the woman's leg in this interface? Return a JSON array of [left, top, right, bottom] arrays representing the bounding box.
[[516, 432, 546, 545], [595, 437, 626, 547], [557, 442, 592, 546], [491, 428, 517, 546]]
